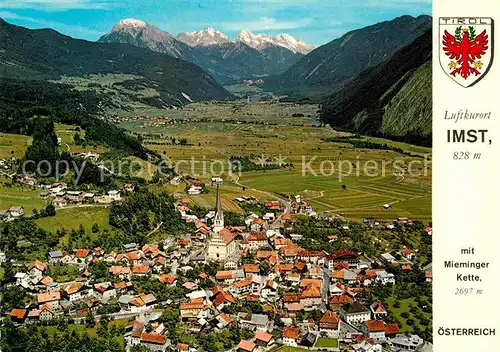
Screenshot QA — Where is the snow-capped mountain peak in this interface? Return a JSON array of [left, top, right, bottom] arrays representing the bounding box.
[[112, 18, 147, 32], [177, 27, 231, 46], [235, 29, 315, 54], [103, 19, 182, 58]]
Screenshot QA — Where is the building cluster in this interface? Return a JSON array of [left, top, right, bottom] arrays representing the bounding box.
[[5, 185, 431, 352]]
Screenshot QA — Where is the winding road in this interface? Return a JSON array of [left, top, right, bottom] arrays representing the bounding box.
[[232, 175, 291, 214]]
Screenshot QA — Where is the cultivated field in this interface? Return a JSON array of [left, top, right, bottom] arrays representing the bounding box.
[[0, 132, 30, 159], [0, 182, 47, 211], [35, 206, 112, 242], [120, 102, 432, 222]]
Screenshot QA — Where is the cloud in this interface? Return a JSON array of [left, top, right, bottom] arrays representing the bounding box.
[[1, 0, 113, 11], [220, 17, 312, 31], [0, 11, 104, 37]]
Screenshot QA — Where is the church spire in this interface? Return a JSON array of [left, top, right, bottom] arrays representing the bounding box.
[[213, 182, 224, 232]]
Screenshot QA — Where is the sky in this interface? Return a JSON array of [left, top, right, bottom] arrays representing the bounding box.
[[0, 0, 431, 45]]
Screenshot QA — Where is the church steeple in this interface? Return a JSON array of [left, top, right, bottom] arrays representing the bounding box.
[[213, 183, 224, 232]]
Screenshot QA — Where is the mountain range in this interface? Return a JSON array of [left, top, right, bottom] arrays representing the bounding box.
[[0, 18, 231, 107], [98, 19, 312, 84], [264, 15, 432, 101], [319, 29, 432, 145], [0, 15, 432, 144]]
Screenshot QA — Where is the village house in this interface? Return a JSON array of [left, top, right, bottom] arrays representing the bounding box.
[[425, 270, 432, 283], [375, 270, 396, 285], [94, 282, 117, 300], [61, 282, 93, 302], [215, 269, 245, 284], [389, 334, 424, 351], [326, 249, 360, 270], [109, 266, 131, 280], [353, 340, 383, 352], [319, 311, 340, 338], [362, 320, 386, 341], [9, 309, 27, 323], [108, 190, 121, 202], [28, 305, 55, 321], [241, 232, 269, 251], [255, 331, 274, 347], [180, 301, 210, 321], [401, 248, 416, 260], [282, 327, 300, 347], [236, 313, 273, 332], [74, 248, 92, 263], [139, 332, 170, 352], [48, 250, 63, 263], [261, 280, 278, 299], [26, 260, 47, 283], [370, 301, 388, 320], [237, 340, 256, 352], [232, 276, 253, 295], [298, 250, 325, 265], [8, 206, 24, 217], [380, 253, 396, 263], [340, 301, 371, 325], [37, 292, 61, 309]]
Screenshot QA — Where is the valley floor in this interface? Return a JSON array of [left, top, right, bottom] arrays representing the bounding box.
[[118, 101, 431, 223]]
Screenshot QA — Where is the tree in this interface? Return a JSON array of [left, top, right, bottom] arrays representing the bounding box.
[[92, 223, 100, 233], [45, 204, 56, 217], [85, 311, 96, 328], [1, 286, 27, 311]]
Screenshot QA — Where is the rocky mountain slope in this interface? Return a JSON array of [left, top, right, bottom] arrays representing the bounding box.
[[319, 29, 432, 146], [98, 20, 308, 84], [264, 15, 432, 100], [0, 19, 232, 107]]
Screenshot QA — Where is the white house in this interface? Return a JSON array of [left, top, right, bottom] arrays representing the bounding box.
[[362, 320, 386, 341], [340, 301, 371, 325], [8, 206, 24, 217], [108, 190, 121, 202]]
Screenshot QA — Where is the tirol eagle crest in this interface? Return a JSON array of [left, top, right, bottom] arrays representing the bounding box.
[[442, 26, 489, 80]]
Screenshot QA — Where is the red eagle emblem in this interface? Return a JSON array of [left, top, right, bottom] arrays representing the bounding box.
[[442, 26, 489, 79]]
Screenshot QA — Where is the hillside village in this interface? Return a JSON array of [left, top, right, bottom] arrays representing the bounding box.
[[2, 181, 433, 352], [0, 6, 435, 352]]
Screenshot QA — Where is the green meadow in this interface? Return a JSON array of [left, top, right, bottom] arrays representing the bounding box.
[[121, 102, 431, 222]]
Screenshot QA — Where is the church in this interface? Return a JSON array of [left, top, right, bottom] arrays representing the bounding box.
[[207, 183, 237, 261]]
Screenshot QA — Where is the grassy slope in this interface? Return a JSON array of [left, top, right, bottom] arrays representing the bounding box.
[[380, 61, 432, 136], [35, 206, 111, 234], [0, 133, 29, 159]]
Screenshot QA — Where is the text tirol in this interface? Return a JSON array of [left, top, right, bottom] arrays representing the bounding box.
[[440, 17, 492, 25], [447, 129, 489, 143]]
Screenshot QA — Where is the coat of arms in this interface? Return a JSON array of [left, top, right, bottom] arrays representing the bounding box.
[[439, 17, 493, 87]]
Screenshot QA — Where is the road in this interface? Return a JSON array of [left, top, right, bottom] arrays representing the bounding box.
[[321, 266, 330, 313], [233, 175, 291, 214]]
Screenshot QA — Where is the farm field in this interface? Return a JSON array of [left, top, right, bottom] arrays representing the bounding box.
[[54, 123, 107, 154], [121, 102, 432, 222], [0, 182, 47, 211], [0, 132, 30, 159]]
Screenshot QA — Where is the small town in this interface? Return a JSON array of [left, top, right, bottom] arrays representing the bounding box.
[[1, 178, 432, 352], [0, 2, 435, 351]]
